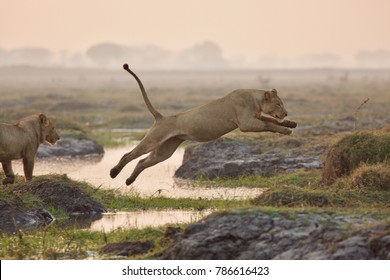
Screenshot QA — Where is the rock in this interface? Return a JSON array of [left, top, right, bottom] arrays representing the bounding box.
[[101, 241, 154, 256], [175, 138, 325, 180], [37, 134, 104, 158], [163, 210, 389, 260], [0, 199, 54, 233]]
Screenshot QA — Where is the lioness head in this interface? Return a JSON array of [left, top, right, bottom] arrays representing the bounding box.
[[261, 89, 288, 121], [39, 114, 60, 145]]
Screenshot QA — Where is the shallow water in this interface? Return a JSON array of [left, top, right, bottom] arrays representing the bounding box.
[[13, 145, 263, 199], [89, 210, 211, 232], [12, 144, 262, 230]]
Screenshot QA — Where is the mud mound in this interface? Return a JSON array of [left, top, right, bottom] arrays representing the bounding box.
[[163, 211, 390, 260], [12, 175, 106, 215], [0, 199, 53, 233], [349, 163, 390, 191], [322, 132, 390, 185], [0, 175, 106, 232], [32, 182, 106, 215]]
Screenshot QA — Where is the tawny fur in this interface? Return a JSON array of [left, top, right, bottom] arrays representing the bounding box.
[[111, 64, 297, 186]]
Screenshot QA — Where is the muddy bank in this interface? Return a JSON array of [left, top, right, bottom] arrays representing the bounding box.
[[163, 210, 390, 260], [0, 199, 54, 233], [37, 134, 104, 158], [0, 175, 106, 233], [175, 137, 326, 180]]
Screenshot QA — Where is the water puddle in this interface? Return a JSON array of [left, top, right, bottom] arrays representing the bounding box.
[[89, 210, 211, 232], [13, 145, 263, 199], [12, 144, 261, 230]]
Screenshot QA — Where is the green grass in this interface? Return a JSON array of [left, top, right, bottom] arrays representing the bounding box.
[[195, 169, 320, 189], [0, 174, 248, 214], [194, 169, 390, 211], [0, 225, 168, 259], [97, 193, 247, 211], [5, 169, 386, 215]]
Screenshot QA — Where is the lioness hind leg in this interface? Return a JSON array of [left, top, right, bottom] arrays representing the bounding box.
[[110, 127, 174, 179], [2, 161, 15, 185], [110, 143, 150, 179], [125, 137, 184, 186]]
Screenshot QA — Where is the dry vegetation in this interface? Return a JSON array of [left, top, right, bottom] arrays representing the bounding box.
[[322, 131, 390, 184], [1, 67, 389, 135], [1, 66, 390, 259], [349, 163, 390, 191]]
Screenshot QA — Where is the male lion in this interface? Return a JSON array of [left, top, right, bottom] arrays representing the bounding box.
[[0, 114, 60, 184], [110, 64, 297, 185]]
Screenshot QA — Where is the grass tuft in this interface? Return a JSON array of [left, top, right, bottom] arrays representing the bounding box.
[[349, 163, 390, 191], [322, 131, 390, 185]]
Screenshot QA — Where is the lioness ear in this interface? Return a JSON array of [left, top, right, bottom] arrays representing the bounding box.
[[265, 89, 278, 101], [264, 91, 272, 102], [39, 114, 49, 127]]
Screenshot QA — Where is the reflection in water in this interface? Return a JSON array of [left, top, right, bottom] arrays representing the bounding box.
[[60, 213, 104, 229], [89, 210, 210, 232], [13, 145, 263, 199]]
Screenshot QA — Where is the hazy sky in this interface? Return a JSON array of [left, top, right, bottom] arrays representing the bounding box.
[[1, 0, 390, 60]]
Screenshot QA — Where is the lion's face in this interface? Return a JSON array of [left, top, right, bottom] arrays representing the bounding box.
[[261, 89, 288, 121], [39, 114, 60, 145]]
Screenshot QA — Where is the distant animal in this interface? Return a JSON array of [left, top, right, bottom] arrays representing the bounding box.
[[0, 114, 60, 184], [110, 64, 297, 186]]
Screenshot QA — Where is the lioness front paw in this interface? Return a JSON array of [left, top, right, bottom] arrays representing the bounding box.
[[126, 177, 135, 186], [280, 128, 292, 135], [2, 177, 15, 185], [281, 119, 298, 129], [110, 167, 119, 178]]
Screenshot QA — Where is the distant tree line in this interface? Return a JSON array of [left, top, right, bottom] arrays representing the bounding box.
[[1, 42, 390, 69]]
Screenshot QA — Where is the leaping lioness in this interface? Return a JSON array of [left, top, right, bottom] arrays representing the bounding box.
[[110, 64, 297, 185]]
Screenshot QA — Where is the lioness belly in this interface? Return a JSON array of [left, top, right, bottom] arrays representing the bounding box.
[[180, 120, 237, 142], [0, 148, 22, 162], [0, 125, 26, 161]]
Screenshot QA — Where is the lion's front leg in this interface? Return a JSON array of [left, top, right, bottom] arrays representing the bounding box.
[[2, 161, 15, 185], [237, 117, 292, 135], [263, 122, 292, 135], [22, 157, 35, 181]]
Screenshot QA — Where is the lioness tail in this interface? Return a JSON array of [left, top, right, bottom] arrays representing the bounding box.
[[123, 64, 163, 120]]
